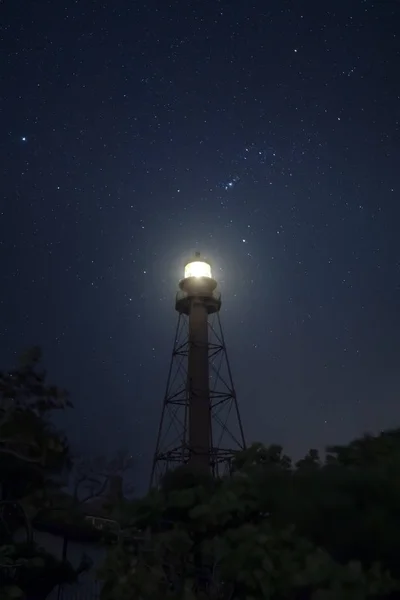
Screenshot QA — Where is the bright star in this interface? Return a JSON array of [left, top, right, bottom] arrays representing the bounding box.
[[21, 137, 26, 142]]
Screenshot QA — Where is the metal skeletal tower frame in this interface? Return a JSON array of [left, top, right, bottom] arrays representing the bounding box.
[[150, 253, 246, 488]]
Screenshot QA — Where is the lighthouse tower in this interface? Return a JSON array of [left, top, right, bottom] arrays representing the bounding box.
[[150, 252, 245, 487]]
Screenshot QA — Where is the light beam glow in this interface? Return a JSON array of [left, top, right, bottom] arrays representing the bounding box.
[[184, 260, 212, 279]]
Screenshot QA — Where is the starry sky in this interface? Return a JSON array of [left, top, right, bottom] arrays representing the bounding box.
[[1, 1, 399, 490]]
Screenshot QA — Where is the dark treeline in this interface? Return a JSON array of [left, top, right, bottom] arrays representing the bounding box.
[[2, 349, 400, 599]]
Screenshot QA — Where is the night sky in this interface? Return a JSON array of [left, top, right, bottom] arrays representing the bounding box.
[[1, 1, 399, 490]]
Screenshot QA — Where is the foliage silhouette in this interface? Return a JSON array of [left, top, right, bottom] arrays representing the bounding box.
[[3, 348, 400, 599], [0, 348, 87, 600], [101, 434, 400, 599]]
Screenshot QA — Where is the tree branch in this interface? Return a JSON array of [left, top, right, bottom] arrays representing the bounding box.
[[73, 476, 88, 501], [0, 446, 44, 464], [0, 500, 33, 543], [79, 477, 109, 506]]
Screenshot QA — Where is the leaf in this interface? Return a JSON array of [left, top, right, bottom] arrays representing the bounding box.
[[30, 556, 46, 568], [189, 504, 210, 519], [167, 489, 196, 509], [2, 586, 24, 599], [183, 581, 197, 600]]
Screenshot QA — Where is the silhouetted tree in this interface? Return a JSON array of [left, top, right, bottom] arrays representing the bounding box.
[[0, 348, 88, 600], [100, 436, 400, 599], [47, 451, 134, 561]]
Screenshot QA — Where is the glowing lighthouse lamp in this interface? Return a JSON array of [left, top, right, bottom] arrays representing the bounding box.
[[177, 252, 219, 310], [184, 259, 212, 279]]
